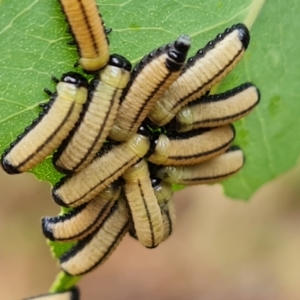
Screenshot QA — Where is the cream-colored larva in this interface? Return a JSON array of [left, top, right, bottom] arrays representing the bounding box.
[[108, 35, 191, 142], [155, 146, 245, 185], [123, 159, 163, 248], [59, 0, 109, 72], [53, 55, 132, 173], [152, 178, 175, 242], [1, 73, 88, 174], [170, 83, 260, 132], [52, 127, 150, 208], [42, 183, 121, 242], [60, 197, 130, 276], [148, 124, 235, 165], [148, 23, 250, 126], [23, 287, 79, 300]]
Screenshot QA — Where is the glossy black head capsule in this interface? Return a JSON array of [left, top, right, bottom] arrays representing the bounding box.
[[61, 72, 89, 88], [167, 35, 191, 71], [109, 54, 132, 71]]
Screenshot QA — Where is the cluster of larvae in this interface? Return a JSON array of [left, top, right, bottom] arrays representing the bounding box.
[[1, 1, 260, 299]]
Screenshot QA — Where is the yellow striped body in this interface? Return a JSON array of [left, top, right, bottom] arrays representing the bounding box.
[[60, 197, 130, 276], [52, 133, 150, 208], [42, 183, 121, 242], [59, 0, 109, 71], [123, 159, 163, 248], [54, 57, 131, 173], [109, 35, 191, 141], [1, 75, 88, 174], [148, 24, 250, 126], [156, 146, 245, 185], [148, 125, 235, 165], [173, 83, 260, 131]]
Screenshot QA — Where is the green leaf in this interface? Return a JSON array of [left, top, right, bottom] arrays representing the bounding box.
[[1, 0, 298, 197], [1, 0, 299, 294], [49, 271, 81, 294]]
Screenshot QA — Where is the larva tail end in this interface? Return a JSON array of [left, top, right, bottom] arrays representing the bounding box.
[[52, 156, 73, 175], [235, 23, 250, 50], [41, 217, 55, 241], [1, 156, 20, 174], [128, 227, 138, 240], [146, 243, 159, 249], [255, 86, 261, 104], [52, 184, 69, 208], [227, 145, 241, 152], [227, 145, 246, 165], [229, 123, 236, 137]]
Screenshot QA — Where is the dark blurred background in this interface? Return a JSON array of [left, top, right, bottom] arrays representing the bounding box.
[[1, 164, 300, 300]]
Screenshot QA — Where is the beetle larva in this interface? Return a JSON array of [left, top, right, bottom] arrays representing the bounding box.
[[52, 127, 150, 208], [155, 146, 245, 185], [148, 23, 250, 126], [59, 0, 109, 72], [148, 124, 235, 165], [108, 35, 191, 142], [1, 73, 88, 174], [42, 183, 121, 242], [53, 54, 132, 173], [170, 83, 260, 132], [123, 159, 163, 248], [60, 197, 130, 276]]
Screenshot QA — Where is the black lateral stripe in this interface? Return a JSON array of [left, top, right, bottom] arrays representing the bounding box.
[[72, 88, 118, 171], [168, 137, 233, 161], [61, 219, 130, 275], [188, 82, 254, 106], [2, 96, 56, 157], [138, 180, 155, 247], [88, 220, 130, 272], [167, 127, 210, 140], [165, 209, 173, 236], [171, 47, 243, 112], [51, 200, 112, 241], [42, 202, 87, 240], [189, 101, 259, 126], [69, 156, 137, 205], [121, 46, 167, 101], [60, 207, 115, 262], [128, 71, 173, 132], [77, 0, 99, 55], [52, 94, 92, 168], [16, 101, 76, 169], [184, 169, 242, 182]]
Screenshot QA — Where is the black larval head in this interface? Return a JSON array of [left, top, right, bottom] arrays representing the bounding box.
[[150, 177, 161, 188], [61, 72, 89, 88], [137, 125, 151, 137], [167, 35, 191, 71], [109, 54, 132, 71]]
